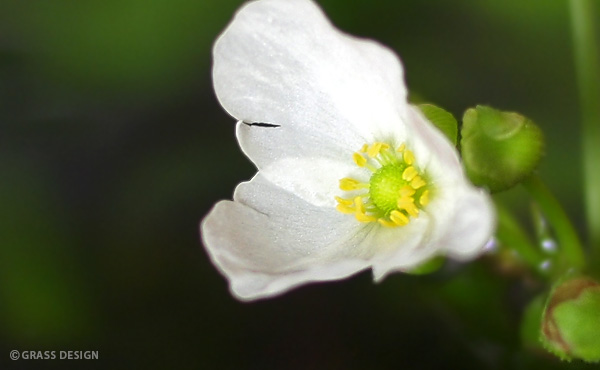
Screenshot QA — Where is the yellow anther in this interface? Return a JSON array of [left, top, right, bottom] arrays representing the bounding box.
[[410, 176, 426, 190], [419, 190, 430, 206], [360, 144, 369, 153], [353, 152, 367, 167], [354, 197, 376, 222], [403, 149, 415, 165], [402, 166, 418, 181], [390, 210, 409, 226], [356, 212, 377, 223], [354, 197, 365, 213], [380, 143, 390, 151], [378, 219, 398, 227], [397, 196, 414, 207], [335, 196, 353, 205], [399, 185, 415, 198], [367, 143, 383, 158], [336, 204, 356, 214], [339, 178, 361, 191], [398, 197, 419, 217], [396, 143, 406, 153]]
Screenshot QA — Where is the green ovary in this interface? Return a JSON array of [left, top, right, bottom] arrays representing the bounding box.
[[369, 164, 406, 214]]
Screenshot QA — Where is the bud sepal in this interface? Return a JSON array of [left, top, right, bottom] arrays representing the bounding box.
[[460, 105, 544, 192], [540, 276, 600, 363]]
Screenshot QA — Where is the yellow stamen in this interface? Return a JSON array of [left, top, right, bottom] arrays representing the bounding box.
[[378, 219, 398, 227], [339, 178, 362, 191], [419, 190, 430, 206], [336, 204, 355, 214], [337, 142, 432, 229], [335, 196, 353, 205], [402, 166, 418, 181], [390, 210, 409, 226], [354, 197, 377, 222], [356, 212, 377, 223], [398, 197, 419, 217], [353, 152, 367, 167], [399, 185, 415, 198], [410, 176, 426, 189], [403, 149, 415, 165], [354, 196, 365, 212], [367, 143, 383, 158]]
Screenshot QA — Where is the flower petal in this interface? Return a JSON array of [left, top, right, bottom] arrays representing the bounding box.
[[258, 155, 359, 208], [371, 181, 495, 280], [201, 174, 372, 300], [205, 0, 497, 300], [214, 0, 410, 169], [439, 187, 496, 259], [369, 214, 432, 281], [405, 106, 463, 185]]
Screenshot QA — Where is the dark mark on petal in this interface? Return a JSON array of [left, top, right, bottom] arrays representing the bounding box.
[[242, 121, 281, 128]]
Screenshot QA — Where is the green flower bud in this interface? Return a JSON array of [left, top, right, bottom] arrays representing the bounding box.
[[540, 276, 600, 362], [460, 106, 544, 192]]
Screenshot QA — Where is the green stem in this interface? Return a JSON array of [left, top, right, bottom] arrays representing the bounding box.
[[522, 175, 585, 272], [495, 202, 548, 275], [570, 0, 600, 250]]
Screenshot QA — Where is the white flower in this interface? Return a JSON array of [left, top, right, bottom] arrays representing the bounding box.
[[201, 0, 495, 301]]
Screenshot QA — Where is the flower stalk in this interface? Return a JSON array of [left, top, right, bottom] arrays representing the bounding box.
[[569, 0, 600, 251], [495, 203, 547, 275], [522, 175, 585, 273]]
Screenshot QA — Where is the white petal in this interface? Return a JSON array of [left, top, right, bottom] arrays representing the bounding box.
[[405, 106, 462, 185], [259, 155, 358, 207], [369, 214, 432, 281], [390, 182, 494, 270], [370, 180, 494, 280], [200, 174, 371, 300], [235, 121, 367, 207], [214, 0, 410, 170], [205, 0, 497, 300], [440, 187, 496, 259]]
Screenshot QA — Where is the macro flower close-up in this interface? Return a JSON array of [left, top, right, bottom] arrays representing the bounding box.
[[3, 0, 600, 366], [201, 0, 495, 301]]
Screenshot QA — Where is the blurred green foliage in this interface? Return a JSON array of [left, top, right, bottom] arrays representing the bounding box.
[[0, 0, 598, 368]]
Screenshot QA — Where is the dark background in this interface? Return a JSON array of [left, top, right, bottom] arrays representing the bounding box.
[[0, 0, 598, 368]]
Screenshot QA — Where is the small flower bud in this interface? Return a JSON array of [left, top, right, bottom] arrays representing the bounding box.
[[460, 106, 544, 192], [540, 277, 600, 362]]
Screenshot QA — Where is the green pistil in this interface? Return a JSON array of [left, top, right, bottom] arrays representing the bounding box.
[[369, 164, 407, 214]]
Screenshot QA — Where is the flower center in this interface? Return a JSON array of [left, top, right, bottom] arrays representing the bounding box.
[[335, 142, 431, 227], [370, 164, 406, 213]]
